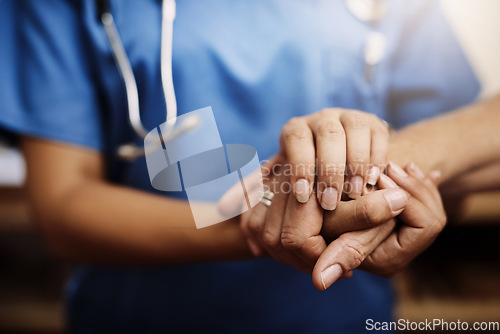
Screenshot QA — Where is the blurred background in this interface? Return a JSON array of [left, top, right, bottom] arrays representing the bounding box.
[[1, 142, 500, 333], [1, 0, 500, 333]]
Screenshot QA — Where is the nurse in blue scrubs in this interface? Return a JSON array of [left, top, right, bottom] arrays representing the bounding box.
[[0, 0, 483, 333]]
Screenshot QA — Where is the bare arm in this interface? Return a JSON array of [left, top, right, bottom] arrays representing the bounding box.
[[389, 94, 500, 193], [439, 159, 500, 196], [22, 137, 252, 265]]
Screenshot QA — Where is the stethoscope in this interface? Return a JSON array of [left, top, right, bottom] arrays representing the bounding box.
[[97, 0, 199, 161], [97, 0, 386, 161]]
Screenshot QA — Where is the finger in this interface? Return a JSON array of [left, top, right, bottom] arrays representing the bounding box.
[[261, 175, 311, 270], [321, 187, 407, 241], [261, 177, 288, 251], [361, 168, 446, 276], [422, 176, 444, 209], [388, 162, 442, 215], [428, 170, 442, 186], [423, 172, 445, 206], [361, 198, 445, 276], [279, 118, 315, 203], [406, 161, 425, 179], [340, 111, 371, 199], [310, 117, 345, 211], [368, 118, 389, 186], [378, 173, 398, 189], [406, 162, 444, 207], [281, 188, 327, 268], [243, 203, 268, 256], [312, 220, 395, 290], [343, 270, 354, 279]]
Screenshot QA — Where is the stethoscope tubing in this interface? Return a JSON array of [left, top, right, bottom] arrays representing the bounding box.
[[98, 0, 179, 160]]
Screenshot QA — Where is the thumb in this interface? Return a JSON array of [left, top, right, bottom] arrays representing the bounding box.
[[322, 187, 408, 241], [313, 220, 395, 291]]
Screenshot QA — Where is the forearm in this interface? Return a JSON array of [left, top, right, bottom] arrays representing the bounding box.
[[22, 137, 252, 265], [389, 95, 500, 192], [41, 181, 252, 265], [439, 159, 500, 196]]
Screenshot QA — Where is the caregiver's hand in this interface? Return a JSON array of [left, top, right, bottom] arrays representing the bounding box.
[[279, 108, 389, 209], [312, 162, 446, 291], [241, 168, 408, 273]]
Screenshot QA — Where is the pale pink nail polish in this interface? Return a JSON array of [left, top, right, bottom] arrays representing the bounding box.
[[321, 187, 338, 211], [320, 264, 343, 290], [294, 179, 310, 203]]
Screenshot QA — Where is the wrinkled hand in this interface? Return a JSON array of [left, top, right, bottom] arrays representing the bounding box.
[[279, 108, 389, 208], [239, 108, 393, 272], [312, 162, 446, 290], [240, 165, 408, 273]]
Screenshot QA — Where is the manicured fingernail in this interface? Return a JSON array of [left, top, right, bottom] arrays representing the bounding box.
[[367, 166, 381, 186], [384, 189, 408, 214], [294, 179, 310, 203], [408, 161, 425, 179], [348, 175, 364, 199], [379, 173, 398, 189], [389, 161, 408, 178], [320, 187, 338, 211], [320, 264, 343, 290]]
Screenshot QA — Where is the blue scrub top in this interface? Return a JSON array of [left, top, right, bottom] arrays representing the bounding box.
[[0, 0, 479, 333]]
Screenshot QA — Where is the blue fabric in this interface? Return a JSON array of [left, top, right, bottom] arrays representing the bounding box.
[[0, 0, 479, 333]]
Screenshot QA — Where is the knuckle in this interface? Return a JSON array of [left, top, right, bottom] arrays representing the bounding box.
[[287, 116, 303, 126], [280, 229, 304, 251], [369, 113, 381, 122], [357, 200, 382, 226], [318, 108, 340, 117], [342, 111, 370, 129], [315, 120, 344, 138], [373, 123, 390, 138], [338, 236, 366, 269], [282, 125, 309, 142], [430, 214, 447, 236], [437, 214, 447, 229]]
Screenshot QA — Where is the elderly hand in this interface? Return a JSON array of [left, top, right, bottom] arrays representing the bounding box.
[[239, 108, 394, 272], [278, 108, 389, 208], [240, 164, 408, 273], [312, 162, 446, 290]]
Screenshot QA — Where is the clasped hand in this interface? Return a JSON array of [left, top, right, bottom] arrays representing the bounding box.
[[240, 109, 447, 291]]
